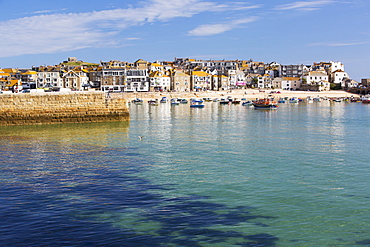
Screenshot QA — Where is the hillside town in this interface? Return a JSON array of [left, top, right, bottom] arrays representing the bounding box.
[[0, 57, 365, 93]]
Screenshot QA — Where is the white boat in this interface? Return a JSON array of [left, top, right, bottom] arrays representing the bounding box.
[[306, 97, 313, 103]]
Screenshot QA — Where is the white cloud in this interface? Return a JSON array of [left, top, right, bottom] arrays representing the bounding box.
[[0, 0, 254, 58], [275, 0, 335, 11], [188, 24, 233, 36], [187, 17, 257, 36]]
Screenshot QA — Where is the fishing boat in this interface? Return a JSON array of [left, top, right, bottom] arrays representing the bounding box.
[[289, 97, 299, 103], [362, 96, 370, 104], [191, 98, 204, 103], [190, 102, 205, 108], [306, 97, 313, 103], [171, 98, 180, 105], [231, 98, 241, 104], [132, 98, 143, 105], [178, 98, 188, 104], [160, 97, 168, 103], [252, 98, 278, 109], [148, 99, 159, 106], [219, 98, 230, 105], [203, 97, 212, 102], [242, 101, 253, 106]]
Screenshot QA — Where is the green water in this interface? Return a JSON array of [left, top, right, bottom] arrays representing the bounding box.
[[128, 101, 370, 246], [0, 100, 369, 246]]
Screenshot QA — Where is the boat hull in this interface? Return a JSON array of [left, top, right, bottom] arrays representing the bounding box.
[[253, 104, 278, 109]]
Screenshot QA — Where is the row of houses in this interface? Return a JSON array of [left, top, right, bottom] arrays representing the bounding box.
[[0, 57, 357, 92]]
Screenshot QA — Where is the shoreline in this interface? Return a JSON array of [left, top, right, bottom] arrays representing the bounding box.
[[113, 89, 360, 102]]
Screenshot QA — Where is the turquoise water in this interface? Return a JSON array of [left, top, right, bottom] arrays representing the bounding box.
[[0, 101, 369, 246]]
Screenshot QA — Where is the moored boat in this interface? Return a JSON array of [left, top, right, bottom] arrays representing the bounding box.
[[362, 96, 370, 104], [191, 98, 204, 103], [242, 101, 253, 106], [171, 98, 179, 105], [252, 98, 278, 109], [132, 98, 143, 105], [231, 98, 241, 104], [190, 102, 205, 108], [178, 98, 188, 104], [148, 99, 159, 106], [306, 97, 313, 103], [219, 98, 230, 105], [160, 97, 168, 103]]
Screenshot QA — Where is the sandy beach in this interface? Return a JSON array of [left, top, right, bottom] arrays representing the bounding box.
[[115, 89, 359, 102]]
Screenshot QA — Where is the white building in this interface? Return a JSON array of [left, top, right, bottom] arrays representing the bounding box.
[[332, 70, 349, 87], [37, 69, 63, 88], [149, 71, 171, 91], [125, 69, 149, 92]]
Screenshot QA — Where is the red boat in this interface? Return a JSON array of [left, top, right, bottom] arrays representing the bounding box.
[[252, 98, 278, 109]]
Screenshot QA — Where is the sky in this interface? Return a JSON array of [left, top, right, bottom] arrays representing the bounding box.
[[0, 0, 369, 81]]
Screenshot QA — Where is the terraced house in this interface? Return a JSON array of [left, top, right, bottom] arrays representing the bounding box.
[[170, 69, 190, 92], [191, 71, 211, 91]]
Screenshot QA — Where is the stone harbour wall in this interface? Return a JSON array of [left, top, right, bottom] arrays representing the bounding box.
[[0, 92, 129, 126]]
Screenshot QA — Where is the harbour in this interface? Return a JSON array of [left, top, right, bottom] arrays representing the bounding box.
[[0, 100, 369, 246]]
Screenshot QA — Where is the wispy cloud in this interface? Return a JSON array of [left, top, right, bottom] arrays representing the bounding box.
[[309, 41, 370, 46], [187, 17, 258, 36], [275, 0, 335, 11], [0, 0, 252, 58], [32, 8, 68, 14]]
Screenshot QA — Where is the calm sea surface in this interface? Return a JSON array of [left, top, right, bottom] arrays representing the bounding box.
[[0, 100, 369, 246]]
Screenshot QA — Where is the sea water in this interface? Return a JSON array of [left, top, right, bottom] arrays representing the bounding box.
[[0, 100, 369, 246]]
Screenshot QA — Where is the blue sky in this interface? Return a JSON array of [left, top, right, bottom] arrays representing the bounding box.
[[0, 0, 369, 80]]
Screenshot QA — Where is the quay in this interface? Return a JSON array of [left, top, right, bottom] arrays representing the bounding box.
[[0, 92, 129, 126]]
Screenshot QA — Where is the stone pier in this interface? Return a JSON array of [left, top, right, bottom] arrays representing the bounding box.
[[0, 92, 129, 126]]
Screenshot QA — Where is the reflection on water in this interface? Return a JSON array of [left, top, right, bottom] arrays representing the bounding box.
[[0, 121, 130, 146], [0, 119, 279, 246], [0, 102, 369, 246]]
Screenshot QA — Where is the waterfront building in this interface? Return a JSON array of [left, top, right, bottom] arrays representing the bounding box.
[[256, 75, 264, 88], [36, 67, 63, 89], [281, 77, 301, 90], [191, 71, 211, 91], [61, 67, 89, 91], [304, 70, 329, 85], [262, 74, 273, 88], [272, 77, 283, 89], [211, 74, 229, 91], [244, 74, 255, 88], [312, 61, 348, 86], [149, 71, 171, 91], [331, 69, 349, 88], [90, 67, 126, 92], [342, 78, 358, 88], [227, 69, 246, 88], [125, 69, 149, 92], [170, 69, 191, 92]]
